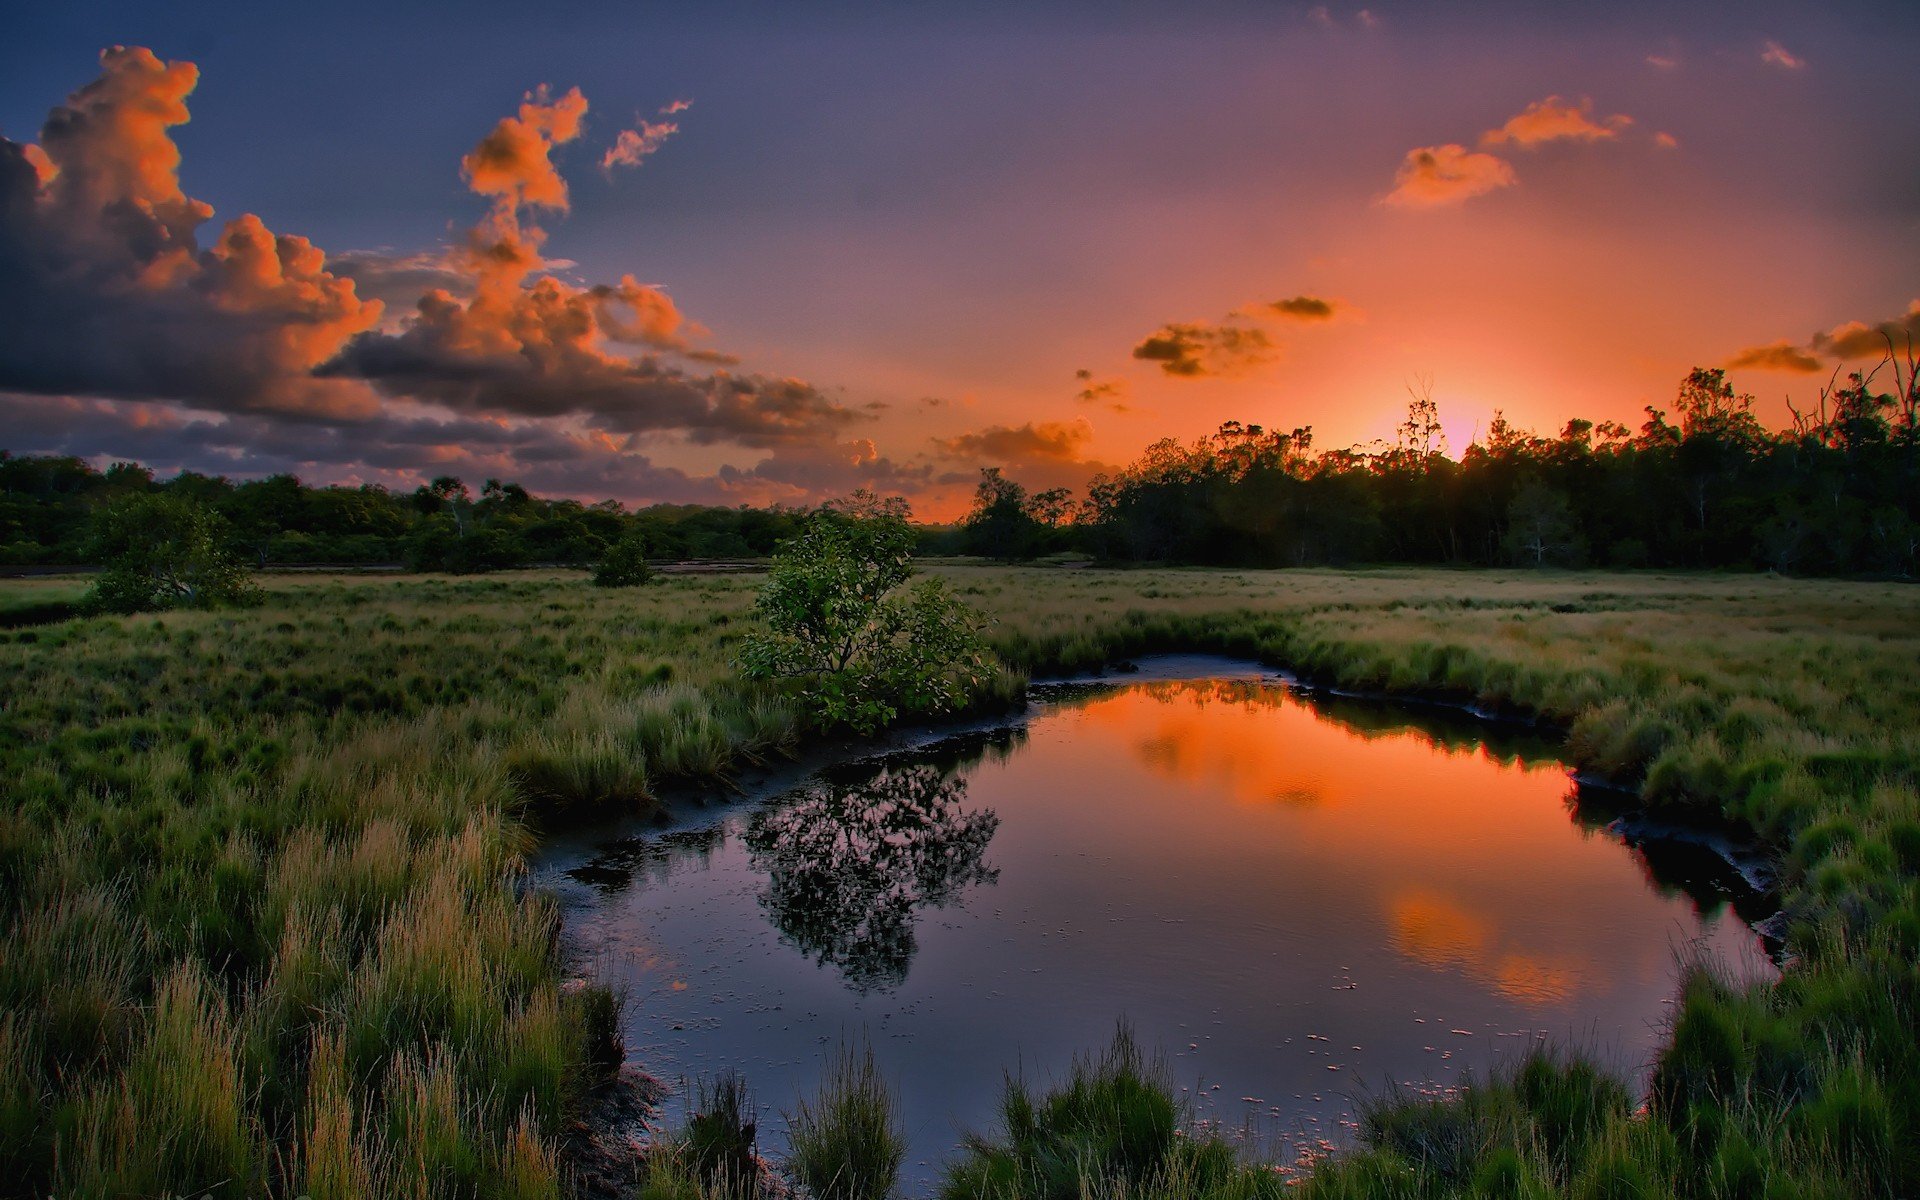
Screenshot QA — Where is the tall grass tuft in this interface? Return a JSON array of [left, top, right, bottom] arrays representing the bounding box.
[[684, 1072, 762, 1194], [785, 1041, 907, 1200], [943, 1025, 1242, 1200]]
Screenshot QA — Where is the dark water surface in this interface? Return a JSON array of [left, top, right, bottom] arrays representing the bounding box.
[[544, 659, 1775, 1184]]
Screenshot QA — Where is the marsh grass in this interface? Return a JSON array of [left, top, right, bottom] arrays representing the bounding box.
[[0, 565, 1915, 1196], [786, 1042, 907, 1200], [681, 1073, 764, 1196], [942, 1026, 1257, 1200]]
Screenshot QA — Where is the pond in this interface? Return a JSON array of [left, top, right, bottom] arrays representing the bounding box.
[[542, 657, 1777, 1184]]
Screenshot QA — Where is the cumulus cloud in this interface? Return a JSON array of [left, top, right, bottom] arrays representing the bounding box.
[[0, 46, 383, 417], [324, 81, 861, 446], [1653, 131, 1680, 150], [1725, 341, 1823, 373], [0, 48, 892, 508], [1761, 40, 1804, 70], [1481, 96, 1631, 148], [1131, 321, 1276, 377], [461, 83, 587, 213], [1381, 144, 1517, 208]]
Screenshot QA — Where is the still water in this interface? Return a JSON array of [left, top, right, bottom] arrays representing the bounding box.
[[545, 659, 1775, 1182]]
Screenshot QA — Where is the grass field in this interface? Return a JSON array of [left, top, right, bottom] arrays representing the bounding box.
[[1, 565, 1915, 1197]]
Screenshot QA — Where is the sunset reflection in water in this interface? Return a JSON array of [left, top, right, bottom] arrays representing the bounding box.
[[561, 668, 1774, 1182]]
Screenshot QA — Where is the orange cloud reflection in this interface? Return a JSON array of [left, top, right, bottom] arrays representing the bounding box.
[[1389, 887, 1584, 1007]]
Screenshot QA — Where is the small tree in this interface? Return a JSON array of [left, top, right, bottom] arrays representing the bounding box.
[[961, 467, 1045, 561], [84, 493, 262, 613], [592, 526, 655, 587], [739, 495, 992, 733]]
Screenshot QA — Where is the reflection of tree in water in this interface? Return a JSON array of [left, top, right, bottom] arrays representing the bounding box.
[[568, 824, 729, 894], [744, 763, 999, 992]]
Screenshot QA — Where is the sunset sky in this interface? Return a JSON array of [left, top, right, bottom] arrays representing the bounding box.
[[3, 1, 1916, 518]]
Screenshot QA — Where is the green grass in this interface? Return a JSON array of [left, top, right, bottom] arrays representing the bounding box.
[[0, 565, 1915, 1196], [786, 1043, 907, 1200]]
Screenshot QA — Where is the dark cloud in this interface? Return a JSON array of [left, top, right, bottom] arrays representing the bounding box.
[[928, 418, 1120, 498], [330, 249, 474, 315], [324, 305, 862, 447], [1726, 300, 1920, 374], [1072, 369, 1132, 413], [1131, 321, 1276, 378], [1263, 295, 1338, 321], [0, 390, 918, 508], [1725, 341, 1823, 373]]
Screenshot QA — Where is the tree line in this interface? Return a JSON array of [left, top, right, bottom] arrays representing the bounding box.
[[4, 356, 1916, 579], [0, 461, 810, 571], [953, 359, 1920, 575]]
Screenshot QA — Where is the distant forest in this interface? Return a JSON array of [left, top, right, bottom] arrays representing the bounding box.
[[4, 361, 1916, 576]]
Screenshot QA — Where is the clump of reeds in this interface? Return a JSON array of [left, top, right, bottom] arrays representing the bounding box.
[[785, 1042, 907, 1200]]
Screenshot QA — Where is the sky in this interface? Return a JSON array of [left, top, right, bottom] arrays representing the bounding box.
[[2, 1, 1917, 519]]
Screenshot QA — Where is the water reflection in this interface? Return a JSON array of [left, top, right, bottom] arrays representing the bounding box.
[[562, 665, 1776, 1185], [1386, 887, 1587, 1006], [568, 824, 728, 892], [744, 763, 1000, 991]]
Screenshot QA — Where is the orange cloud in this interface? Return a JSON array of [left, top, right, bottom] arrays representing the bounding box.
[[1724, 300, 1920, 376], [933, 418, 1094, 463], [1382, 143, 1517, 208], [602, 120, 680, 171], [461, 84, 588, 214], [323, 85, 859, 447], [1811, 300, 1920, 359], [0, 46, 381, 417], [1481, 96, 1632, 148], [602, 100, 690, 173]]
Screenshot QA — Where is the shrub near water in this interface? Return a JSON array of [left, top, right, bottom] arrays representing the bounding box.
[[739, 495, 997, 733]]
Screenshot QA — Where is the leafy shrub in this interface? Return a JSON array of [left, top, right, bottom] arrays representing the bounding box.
[[739, 494, 992, 733], [593, 528, 655, 587], [83, 493, 262, 614]]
